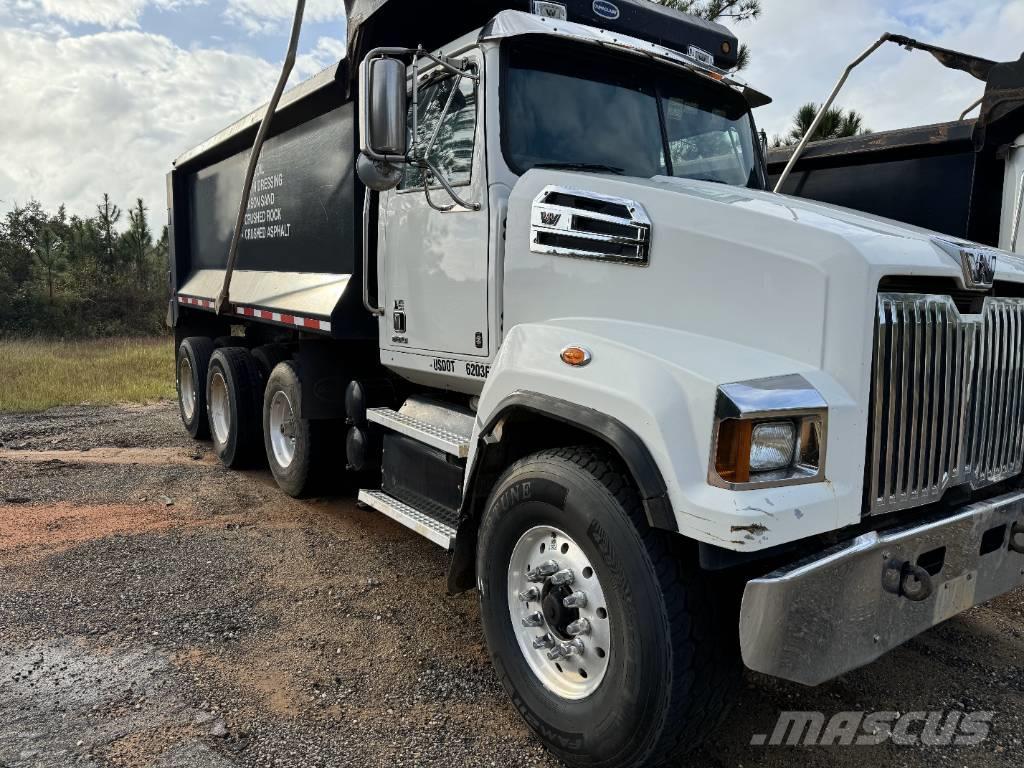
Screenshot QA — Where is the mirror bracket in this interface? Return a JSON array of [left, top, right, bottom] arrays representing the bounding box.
[[360, 46, 481, 210]]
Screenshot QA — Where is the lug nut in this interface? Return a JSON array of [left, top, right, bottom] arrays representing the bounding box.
[[527, 560, 559, 582], [563, 591, 587, 609], [547, 644, 567, 660], [547, 638, 584, 660], [550, 569, 574, 586], [532, 634, 554, 649], [567, 618, 591, 636], [522, 611, 545, 628], [519, 587, 540, 602]]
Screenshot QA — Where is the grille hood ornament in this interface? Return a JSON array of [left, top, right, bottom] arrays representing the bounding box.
[[932, 237, 998, 291]]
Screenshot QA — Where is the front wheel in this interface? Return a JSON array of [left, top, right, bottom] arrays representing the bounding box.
[[476, 447, 741, 768]]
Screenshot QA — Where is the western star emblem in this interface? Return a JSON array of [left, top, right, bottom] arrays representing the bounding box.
[[932, 237, 998, 291], [540, 211, 562, 226], [961, 248, 997, 289]]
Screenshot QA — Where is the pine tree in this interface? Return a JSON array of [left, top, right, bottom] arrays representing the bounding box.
[[781, 102, 870, 145], [96, 193, 122, 272], [33, 226, 66, 303], [126, 198, 153, 287], [652, 0, 762, 70]]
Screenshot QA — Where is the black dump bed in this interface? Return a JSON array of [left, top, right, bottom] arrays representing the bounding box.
[[168, 0, 739, 337], [168, 62, 371, 338]]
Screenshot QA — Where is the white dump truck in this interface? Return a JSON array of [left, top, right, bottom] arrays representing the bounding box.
[[167, 1, 1024, 765]]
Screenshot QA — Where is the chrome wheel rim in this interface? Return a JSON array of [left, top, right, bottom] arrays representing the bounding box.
[[269, 390, 297, 469], [179, 356, 196, 421], [508, 526, 611, 700], [209, 371, 231, 446]]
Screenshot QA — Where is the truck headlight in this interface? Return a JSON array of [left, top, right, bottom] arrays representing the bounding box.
[[710, 375, 827, 490], [750, 421, 796, 472]]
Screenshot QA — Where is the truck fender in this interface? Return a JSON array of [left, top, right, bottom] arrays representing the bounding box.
[[447, 319, 813, 593]]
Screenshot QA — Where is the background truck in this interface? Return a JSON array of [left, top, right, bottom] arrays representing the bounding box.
[[167, 2, 1024, 766], [769, 44, 1024, 255]]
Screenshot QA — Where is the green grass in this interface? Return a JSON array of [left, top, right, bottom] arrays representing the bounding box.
[[0, 338, 176, 413]]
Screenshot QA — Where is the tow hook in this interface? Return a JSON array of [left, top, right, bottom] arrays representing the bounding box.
[[882, 558, 933, 602], [1010, 522, 1024, 555]]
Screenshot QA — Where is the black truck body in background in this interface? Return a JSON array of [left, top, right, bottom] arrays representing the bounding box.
[[769, 54, 1024, 249]]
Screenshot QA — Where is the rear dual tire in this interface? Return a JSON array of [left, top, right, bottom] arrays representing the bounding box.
[[207, 348, 266, 469], [263, 361, 324, 498], [177, 337, 215, 440]]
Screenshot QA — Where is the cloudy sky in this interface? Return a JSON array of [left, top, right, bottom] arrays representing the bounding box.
[[0, 0, 1022, 220]]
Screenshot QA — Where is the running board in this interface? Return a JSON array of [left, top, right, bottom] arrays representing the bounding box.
[[366, 406, 472, 458], [358, 490, 457, 550]]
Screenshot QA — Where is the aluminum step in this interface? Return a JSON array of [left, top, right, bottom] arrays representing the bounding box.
[[366, 406, 472, 458], [358, 490, 457, 550]]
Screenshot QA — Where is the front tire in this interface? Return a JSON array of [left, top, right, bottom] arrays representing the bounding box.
[[477, 447, 741, 768]]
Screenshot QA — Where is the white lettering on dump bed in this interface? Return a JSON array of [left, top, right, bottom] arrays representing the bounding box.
[[242, 163, 292, 242]]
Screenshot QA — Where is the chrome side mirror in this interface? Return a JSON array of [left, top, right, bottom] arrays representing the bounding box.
[[361, 56, 407, 159], [367, 58, 407, 156], [358, 52, 408, 191]]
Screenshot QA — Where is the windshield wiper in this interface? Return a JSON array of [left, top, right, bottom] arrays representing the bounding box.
[[687, 176, 728, 185], [534, 162, 626, 175]]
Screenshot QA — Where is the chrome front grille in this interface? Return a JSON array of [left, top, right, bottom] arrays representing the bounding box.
[[869, 293, 1024, 515]]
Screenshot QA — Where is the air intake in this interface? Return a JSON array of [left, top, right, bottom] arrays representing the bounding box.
[[530, 186, 651, 265]]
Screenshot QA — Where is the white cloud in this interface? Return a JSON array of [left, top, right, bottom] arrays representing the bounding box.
[[740, 0, 1024, 139], [0, 26, 278, 217], [8, 0, 204, 30], [291, 34, 346, 81], [224, 0, 345, 35]]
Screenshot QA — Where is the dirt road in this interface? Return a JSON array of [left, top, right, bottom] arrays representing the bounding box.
[[1, 403, 1022, 767]]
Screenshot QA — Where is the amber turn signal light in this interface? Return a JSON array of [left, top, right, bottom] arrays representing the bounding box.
[[560, 346, 592, 367], [714, 419, 753, 484]]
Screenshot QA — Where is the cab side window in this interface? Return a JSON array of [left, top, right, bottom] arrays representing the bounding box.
[[399, 74, 478, 191]]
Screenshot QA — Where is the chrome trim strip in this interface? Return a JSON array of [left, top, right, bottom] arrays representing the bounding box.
[[868, 293, 1024, 515], [715, 374, 827, 419], [362, 192, 385, 316], [480, 10, 744, 92]]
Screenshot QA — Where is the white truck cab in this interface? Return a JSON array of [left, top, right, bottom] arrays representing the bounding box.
[[168, 2, 1024, 766]]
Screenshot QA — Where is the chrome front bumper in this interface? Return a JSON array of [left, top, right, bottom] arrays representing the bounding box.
[[739, 490, 1024, 686]]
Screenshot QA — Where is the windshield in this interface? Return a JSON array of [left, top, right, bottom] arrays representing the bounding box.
[[502, 40, 764, 189]]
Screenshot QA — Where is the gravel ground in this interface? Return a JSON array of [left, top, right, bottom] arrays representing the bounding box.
[[0, 403, 1022, 768]]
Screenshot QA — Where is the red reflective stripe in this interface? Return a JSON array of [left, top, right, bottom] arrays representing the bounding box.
[[179, 297, 329, 333]]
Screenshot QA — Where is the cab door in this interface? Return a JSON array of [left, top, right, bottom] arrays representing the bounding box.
[[379, 50, 490, 358]]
